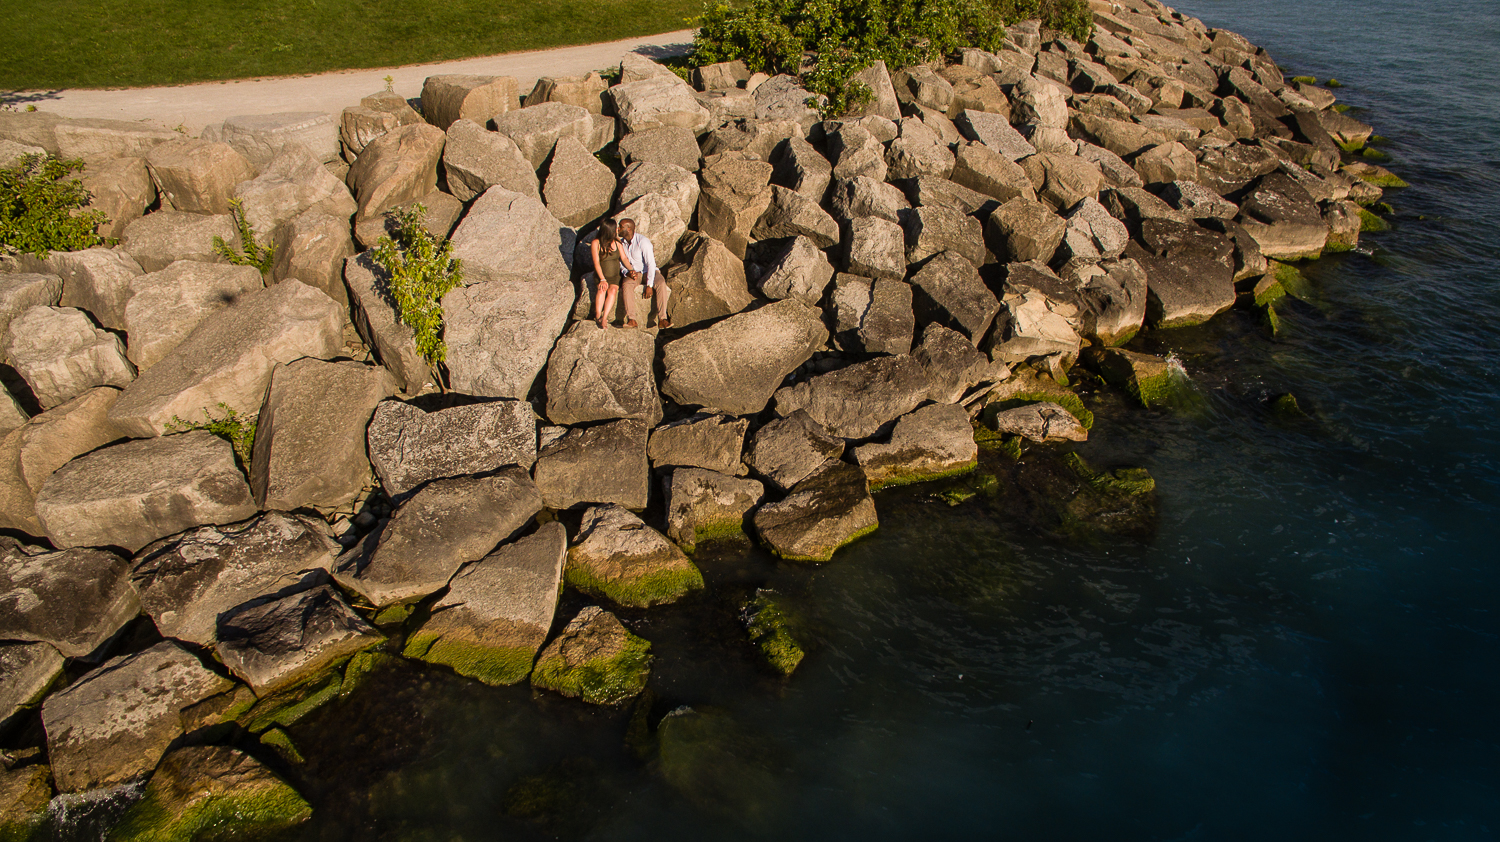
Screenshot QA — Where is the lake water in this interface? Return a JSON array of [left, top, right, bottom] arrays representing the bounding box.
[[283, 1, 1500, 838]]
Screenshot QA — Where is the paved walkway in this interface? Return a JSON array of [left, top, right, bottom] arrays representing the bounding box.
[[8, 30, 696, 135]]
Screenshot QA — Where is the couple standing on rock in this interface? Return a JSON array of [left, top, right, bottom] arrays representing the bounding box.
[[589, 218, 671, 330]]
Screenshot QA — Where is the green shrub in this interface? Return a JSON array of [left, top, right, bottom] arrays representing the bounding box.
[[212, 198, 275, 276], [371, 204, 463, 368], [0, 153, 108, 259], [164, 402, 257, 467]]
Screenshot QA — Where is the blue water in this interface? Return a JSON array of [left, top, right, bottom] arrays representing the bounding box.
[[284, 1, 1500, 838]]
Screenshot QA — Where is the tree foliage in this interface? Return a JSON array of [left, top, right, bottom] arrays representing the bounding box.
[[371, 204, 463, 369], [0, 153, 108, 259]]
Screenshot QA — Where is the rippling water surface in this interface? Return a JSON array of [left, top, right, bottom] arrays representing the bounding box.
[[285, 1, 1500, 838]]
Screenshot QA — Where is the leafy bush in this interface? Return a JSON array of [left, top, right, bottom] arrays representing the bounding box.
[[0, 153, 108, 259], [165, 402, 257, 467], [371, 204, 463, 368], [212, 198, 275, 276]]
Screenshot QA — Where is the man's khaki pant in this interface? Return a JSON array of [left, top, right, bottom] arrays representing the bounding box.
[[622, 281, 671, 325]]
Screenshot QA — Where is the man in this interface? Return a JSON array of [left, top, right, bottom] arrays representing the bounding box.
[[618, 218, 671, 329]]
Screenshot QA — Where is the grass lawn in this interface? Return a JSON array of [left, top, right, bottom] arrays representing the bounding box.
[[0, 0, 706, 90]]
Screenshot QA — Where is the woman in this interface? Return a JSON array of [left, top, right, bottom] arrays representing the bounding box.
[[590, 219, 635, 328]]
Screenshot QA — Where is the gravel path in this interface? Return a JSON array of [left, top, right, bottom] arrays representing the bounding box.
[[8, 29, 696, 135]]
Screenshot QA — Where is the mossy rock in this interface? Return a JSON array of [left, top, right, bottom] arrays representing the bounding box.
[[1270, 261, 1315, 301], [1357, 207, 1391, 232], [656, 707, 784, 820], [0, 764, 51, 842], [1269, 392, 1312, 420], [373, 602, 416, 627], [972, 449, 1157, 545], [741, 591, 804, 676], [983, 369, 1095, 430], [402, 633, 536, 687], [339, 649, 396, 698], [564, 564, 705, 611], [1331, 103, 1352, 113], [530, 607, 652, 706], [867, 460, 977, 493], [259, 727, 304, 765], [106, 746, 310, 842], [237, 668, 346, 734], [1252, 274, 1287, 308], [1326, 78, 1343, 87], [1262, 301, 1285, 337], [1360, 147, 1390, 161], [1290, 75, 1316, 84], [501, 757, 617, 837]]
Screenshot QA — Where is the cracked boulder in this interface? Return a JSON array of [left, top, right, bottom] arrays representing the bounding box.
[[648, 414, 748, 475], [0, 539, 138, 658], [753, 460, 878, 562], [544, 322, 663, 427], [367, 398, 536, 498], [533, 419, 650, 511], [661, 300, 827, 416], [216, 584, 384, 696]]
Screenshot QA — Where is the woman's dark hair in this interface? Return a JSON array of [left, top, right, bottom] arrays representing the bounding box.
[[597, 219, 618, 251]]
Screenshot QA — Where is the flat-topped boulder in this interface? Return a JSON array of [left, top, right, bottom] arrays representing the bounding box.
[[525, 71, 609, 112], [660, 233, 753, 328], [753, 460, 878, 562], [618, 125, 702, 173], [853, 403, 977, 490], [44, 246, 144, 331], [544, 322, 662, 427], [366, 398, 537, 498], [216, 584, 383, 698], [35, 430, 256, 552], [492, 101, 593, 168], [6, 306, 134, 409], [231, 142, 357, 240], [829, 175, 909, 224], [212, 112, 340, 168], [986, 400, 1089, 442], [773, 354, 933, 440], [333, 467, 542, 607], [143, 139, 256, 215], [41, 641, 234, 792], [0, 539, 138, 658], [403, 522, 566, 685], [661, 300, 828, 416], [905, 204, 986, 268], [607, 75, 712, 135], [843, 215, 906, 282], [950, 142, 1037, 204], [542, 135, 615, 227], [1124, 218, 1237, 328], [648, 414, 748, 475], [0, 642, 64, 732], [0, 112, 178, 161], [346, 123, 446, 221], [421, 74, 520, 130], [1236, 171, 1330, 259], [533, 418, 650, 510], [442, 119, 538, 202], [759, 235, 835, 305], [956, 109, 1036, 159], [270, 209, 356, 308], [1019, 152, 1105, 212], [442, 274, 574, 400], [131, 512, 338, 647], [108, 280, 342, 438], [107, 746, 311, 842], [567, 504, 704, 608], [664, 468, 765, 551], [530, 605, 652, 705], [986, 195, 1066, 264], [123, 260, 263, 371], [120, 210, 236, 274], [249, 359, 396, 512], [745, 409, 844, 491]]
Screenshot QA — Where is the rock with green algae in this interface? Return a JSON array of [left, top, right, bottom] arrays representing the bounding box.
[[752, 460, 878, 562], [0, 763, 50, 842], [663, 467, 765, 552], [1250, 274, 1286, 308], [1270, 260, 1316, 300], [1269, 392, 1312, 420], [1263, 300, 1286, 337], [530, 606, 651, 705], [215, 584, 385, 699], [655, 706, 785, 820], [741, 590, 804, 675], [105, 746, 310, 842], [566, 505, 704, 608], [1358, 207, 1391, 232], [258, 727, 303, 765], [853, 402, 977, 491], [403, 522, 566, 686], [1086, 347, 1189, 410], [970, 449, 1157, 544], [1342, 161, 1407, 189], [980, 367, 1094, 430]]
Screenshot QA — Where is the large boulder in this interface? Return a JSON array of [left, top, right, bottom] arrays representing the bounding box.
[[530, 605, 651, 705], [744, 409, 844, 491], [143, 139, 256, 215], [829, 175, 909, 224], [772, 354, 932, 440], [753, 460, 877, 562], [990, 277, 1082, 365], [532, 418, 650, 510], [0, 273, 62, 363], [618, 161, 700, 225], [215, 584, 384, 695], [661, 233, 753, 328], [1124, 218, 1237, 328], [6, 306, 134, 409], [771, 136, 833, 204], [449, 186, 574, 285], [130, 512, 339, 646], [0, 642, 64, 732], [567, 504, 704, 607], [46, 246, 144, 330], [12, 386, 130, 496], [618, 125, 702, 172], [333, 468, 542, 607], [41, 641, 234, 792], [950, 142, 1037, 204], [123, 261, 264, 372], [753, 185, 840, 248], [1075, 257, 1149, 346], [421, 74, 519, 130], [442, 275, 573, 400], [108, 281, 343, 438], [403, 522, 566, 685], [832, 275, 915, 355], [214, 112, 340, 169], [697, 152, 774, 259], [492, 101, 593, 169], [119, 211, 235, 274], [754, 75, 824, 130], [663, 468, 764, 550], [232, 142, 358, 240], [34, 431, 256, 552], [607, 76, 711, 135], [343, 252, 434, 394], [341, 105, 401, 161], [852, 403, 976, 490], [1132, 141, 1199, 186], [442, 119, 538, 202], [909, 250, 1000, 343], [986, 195, 1066, 264], [542, 136, 615, 227], [1236, 172, 1330, 259], [1018, 152, 1105, 212], [544, 322, 662, 426], [905, 204, 985, 268], [366, 398, 536, 498], [956, 109, 1036, 160], [884, 118, 956, 180], [525, 72, 609, 112], [615, 191, 688, 258], [107, 746, 311, 842], [1058, 196, 1129, 268], [827, 124, 887, 182], [648, 414, 748, 475], [250, 359, 396, 512], [80, 156, 157, 239], [0, 540, 138, 658], [347, 123, 446, 221], [915, 322, 1004, 404], [843, 216, 906, 282], [270, 209, 356, 309], [759, 235, 835, 305], [661, 300, 828, 416]]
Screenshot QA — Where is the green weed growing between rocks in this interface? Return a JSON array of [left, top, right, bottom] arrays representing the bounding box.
[[163, 403, 256, 468], [211, 198, 274, 276], [371, 203, 463, 370], [0, 153, 108, 259]]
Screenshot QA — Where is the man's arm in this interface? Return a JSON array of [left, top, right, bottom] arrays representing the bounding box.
[[640, 236, 658, 286]]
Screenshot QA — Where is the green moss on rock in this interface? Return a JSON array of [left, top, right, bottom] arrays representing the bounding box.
[[1358, 207, 1391, 232], [1270, 393, 1311, 420], [373, 602, 416, 627], [741, 591, 804, 675], [259, 727, 304, 765], [237, 669, 344, 734], [1331, 103, 1351, 113], [0, 764, 50, 842], [867, 460, 976, 492], [1326, 78, 1343, 87], [402, 632, 536, 686], [106, 747, 310, 842], [1290, 75, 1316, 84], [565, 563, 704, 610], [530, 607, 652, 705], [1271, 261, 1315, 300]]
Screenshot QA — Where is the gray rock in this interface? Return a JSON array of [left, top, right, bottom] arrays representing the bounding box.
[[442, 274, 573, 400], [343, 252, 433, 394], [123, 261, 264, 372], [1076, 257, 1149, 346], [914, 322, 1003, 404], [753, 185, 840, 248], [619, 52, 683, 83], [421, 75, 520, 130], [909, 250, 1000, 342], [661, 299, 828, 416], [0, 273, 63, 363], [951, 142, 1038, 204], [1159, 179, 1237, 220], [0, 539, 137, 658], [530, 605, 650, 705], [663, 468, 764, 550], [1070, 113, 1166, 159], [335, 468, 542, 607], [990, 280, 1083, 365], [347, 123, 446, 222], [827, 124, 887, 182], [1061, 196, 1130, 265], [130, 512, 339, 646], [119, 211, 235, 275], [1018, 152, 1104, 212], [753, 460, 877, 562], [615, 191, 688, 258], [854, 403, 977, 489], [143, 139, 256, 215], [905, 204, 985, 269], [0, 642, 63, 731], [986, 195, 1066, 264], [442, 119, 538, 202], [770, 136, 832, 204], [693, 88, 757, 131], [24, 116, 179, 162], [533, 418, 650, 510], [542, 135, 615, 227], [249, 359, 395, 512], [987, 400, 1088, 441], [773, 354, 932, 440], [1132, 140, 1198, 185], [759, 235, 835, 305], [449, 186, 574, 286], [340, 105, 399, 161], [567, 504, 703, 607], [859, 277, 917, 355], [844, 216, 906, 282], [544, 322, 662, 426], [216, 584, 383, 695], [903, 175, 994, 217], [828, 176, 909, 224], [1013, 75, 1069, 127], [884, 124, 957, 181], [693, 60, 751, 92], [41, 641, 233, 792], [660, 233, 753, 328], [7, 306, 133, 409], [617, 161, 699, 225], [108, 281, 343, 438], [1235, 172, 1329, 259], [0, 387, 26, 436], [753, 75, 824, 130], [525, 72, 610, 112], [697, 152, 773, 259], [1076, 140, 1143, 189], [45, 246, 144, 330], [270, 210, 355, 309], [1124, 218, 1236, 328], [232, 143, 357, 241], [648, 414, 748, 475], [606, 76, 711, 135], [217, 112, 340, 169], [403, 522, 566, 685], [1100, 185, 1187, 234], [896, 66, 955, 113], [744, 409, 843, 492], [618, 126, 701, 173], [845, 60, 902, 120], [366, 397, 536, 498], [1196, 141, 1281, 195]]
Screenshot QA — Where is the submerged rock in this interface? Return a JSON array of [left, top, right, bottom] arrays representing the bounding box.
[[663, 468, 765, 552], [741, 590, 804, 675], [107, 746, 310, 841], [567, 505, 704, 608], [753, 460, 878, 562], [853, 403, 978, 490], [530, 606, 652, 705], [656, 706, 785, 819]]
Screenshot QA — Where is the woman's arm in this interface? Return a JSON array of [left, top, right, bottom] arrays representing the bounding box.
[[590, 237, 606, 281]]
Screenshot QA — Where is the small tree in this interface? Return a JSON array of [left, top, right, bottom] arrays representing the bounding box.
[[0, 153, 108, 258], [371, 204, 463, 371]]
